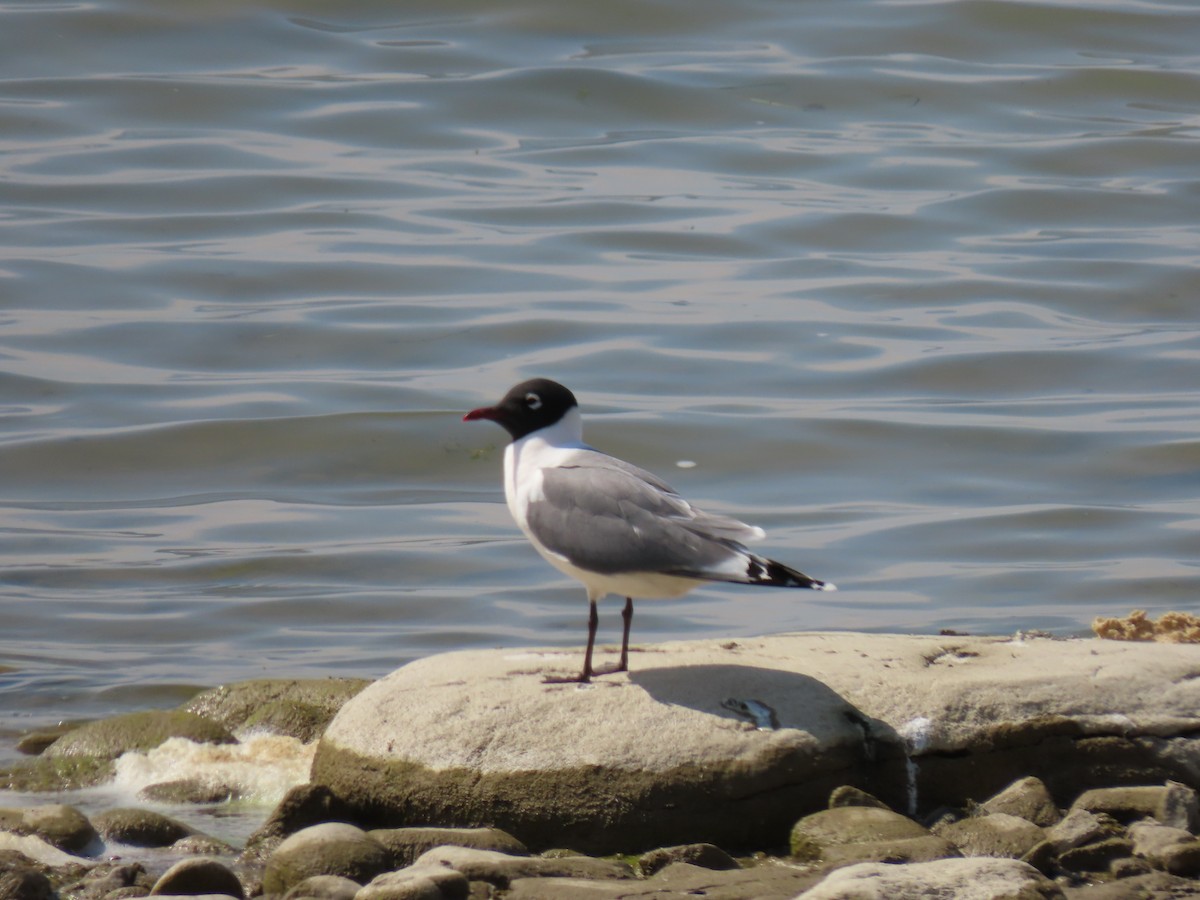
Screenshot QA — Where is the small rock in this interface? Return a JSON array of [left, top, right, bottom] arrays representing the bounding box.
[[1160, 840, 1200, 877], [828, 786, 891, 811], [173, 835, 235, 856], [1127, 818, 1193, 861], [0, 866, 54, 900], [790, 806, 931, 861], [281, 874, 361, 900], [261, 823, 390, 895], [637, 843, 738, 876], [411, 846, 633, 889], [355, 864, 469, 900], [150, 858, 244, 899], [92, 808, 194, 848], [368, 827, 528, 868], [0, 804, 99, 853], [981, 776, 1062, 827], [794, 857, 1063, 899], [15, 726, 75, 757], [1071, 782, 1199, 831], [935, 813, 1045, 859], [241, 784, 353, 864], [183, 678, 370, 740], [820, 835, 959, 867], [65, 861, 150, 899], [1058, 837, 1134, 874], [139, 779, 243, 805], [1020, 840, 1057, 876], [44, 711, 235, 760], [1109, 856, 1153, 879], [1045, 808, 1123, 854]]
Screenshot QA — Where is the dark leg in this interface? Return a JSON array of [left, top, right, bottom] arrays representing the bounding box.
[[543, 598, 598, 684], [617, 597, 633, 672], [580, 598, 599, 681]]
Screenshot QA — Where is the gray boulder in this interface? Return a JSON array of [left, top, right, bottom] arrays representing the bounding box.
[[311, 634, 1200, 854]]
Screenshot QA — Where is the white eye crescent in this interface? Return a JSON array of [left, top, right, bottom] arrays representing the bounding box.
[[525, 392, 542, 410]]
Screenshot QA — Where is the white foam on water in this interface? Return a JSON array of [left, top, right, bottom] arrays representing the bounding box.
[[111, 734, 316, 805]]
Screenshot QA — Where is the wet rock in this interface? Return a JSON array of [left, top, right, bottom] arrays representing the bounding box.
[[44, 711, 235, 760], [410, 846, 633, 888], [0, 757, 115, 793], [150, 858, 244, 899], [312, 634, 1200, 853], [139, 779, 242, 805], [91, 808, 194, 848], [1045, 808, 1123, 854], [1058, 837, 1134, 874], [367, 827, 528, 868], [1072, 782, 1199, 830], [241, 784, 353, 864], [796, 857, 1064, 899], [0, 864, 54, 900], [0, 804, 98, 853], [261, 823, 390, 895], [172, 835, 235, 856], [15, 726, 75, 757], [280, 874, 361, 900], [981, 776, 1062, 827], [183, 679, 370, 741], [828, 786, 891, 810], [637, 842, 739, 876], [354, 864, 470, 900], [821, 834, 959, 867], [936, 812, 1046, 858], [789, 806, 931, 861]]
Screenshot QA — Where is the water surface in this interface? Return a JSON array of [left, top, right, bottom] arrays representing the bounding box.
[[1, 0, 1198, 755]]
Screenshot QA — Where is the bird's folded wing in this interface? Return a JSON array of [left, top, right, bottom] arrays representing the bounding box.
[[526, 453, 759, 577]]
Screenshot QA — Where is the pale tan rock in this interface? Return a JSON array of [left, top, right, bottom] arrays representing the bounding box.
[[313, 633, 1200, 853], [796, 857, 1063, 899]]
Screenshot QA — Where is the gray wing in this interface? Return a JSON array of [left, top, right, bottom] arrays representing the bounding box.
[[525, 450, 760, 577]]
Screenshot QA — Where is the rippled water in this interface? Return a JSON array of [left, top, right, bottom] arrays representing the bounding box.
[[2, 0, 1199, 752]]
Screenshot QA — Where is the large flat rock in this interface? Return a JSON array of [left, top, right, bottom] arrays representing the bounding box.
[[312, 633, 1200, 853]]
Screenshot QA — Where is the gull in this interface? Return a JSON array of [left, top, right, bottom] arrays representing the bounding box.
[[464, 378, 835, 682]]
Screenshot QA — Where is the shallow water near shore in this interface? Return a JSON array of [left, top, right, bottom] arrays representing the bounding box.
[[1, 0, 1199, 790]]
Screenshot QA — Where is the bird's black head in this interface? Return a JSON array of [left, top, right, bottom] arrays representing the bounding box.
[[463, 378, 579, 441]]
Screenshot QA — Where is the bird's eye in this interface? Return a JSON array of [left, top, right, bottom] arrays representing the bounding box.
[[525, 392, 542, 410]]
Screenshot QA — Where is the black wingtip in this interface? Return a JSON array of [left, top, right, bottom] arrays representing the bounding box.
[[746, 556, 837, 591]]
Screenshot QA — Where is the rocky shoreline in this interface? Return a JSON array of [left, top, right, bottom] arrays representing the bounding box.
[[3, 632, 1200, 899]]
